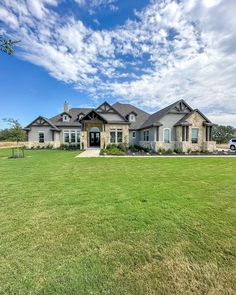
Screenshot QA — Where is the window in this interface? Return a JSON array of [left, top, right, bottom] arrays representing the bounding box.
[[64, 130, 80, 143], [192, 128, 199, 143], [129, 114, 136, 122], [117, 129, 123, 143], [70, 131, 76, 143], [132, 131, 136, 138], [144, 130, 149, 141], [164, 128, 170, 143], [38, 132, 44, 143], [64, 130, 70, 143], [110, 129, 116, 143]]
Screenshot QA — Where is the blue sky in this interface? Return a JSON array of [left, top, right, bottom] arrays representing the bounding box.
[[0, 0, 236, 128]]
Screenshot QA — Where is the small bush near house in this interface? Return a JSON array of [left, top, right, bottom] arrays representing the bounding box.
[[165, 148, 173, 154], [46, 144, 53, 149], [117, 143, 128, 152], [100, 144, 126, 155], [129, 145, 139, 152], [158, 148, 165, 154], [174, 147, 183, 154], [129, 144, 150, 153]]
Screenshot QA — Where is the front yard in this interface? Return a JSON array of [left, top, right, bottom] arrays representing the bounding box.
[[0, 149, 235, 294]]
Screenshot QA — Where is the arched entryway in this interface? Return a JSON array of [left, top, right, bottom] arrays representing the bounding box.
[[89, 127, 100, 147]]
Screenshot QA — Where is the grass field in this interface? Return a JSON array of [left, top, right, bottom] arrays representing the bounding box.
[[0, 149, 235, 294]]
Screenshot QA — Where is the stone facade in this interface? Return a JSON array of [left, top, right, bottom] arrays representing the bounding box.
[[80, 121, 129, 149]]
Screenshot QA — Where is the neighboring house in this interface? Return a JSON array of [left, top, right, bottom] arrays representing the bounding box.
[[24, 99, 216, 152]]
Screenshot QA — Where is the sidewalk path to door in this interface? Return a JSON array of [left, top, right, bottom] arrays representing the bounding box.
[[76, 149, 101, 158]]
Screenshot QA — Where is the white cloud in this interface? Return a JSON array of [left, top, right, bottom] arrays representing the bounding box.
[[208, 113, 236, 127], [0, 0, 236, 126], [74, 0, 118, 13]]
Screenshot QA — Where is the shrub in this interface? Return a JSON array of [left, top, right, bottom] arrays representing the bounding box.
[[165, 148, 173, 154], [106, 144, 117, 150], [117, 143, 127, 152], [60, 143, 69, 150], [101, 145, 126, 156], [46, 144, 53, 149], [158, 148, 165, 154], [129, 145, 139, 152], [174, 147, 183, 154]]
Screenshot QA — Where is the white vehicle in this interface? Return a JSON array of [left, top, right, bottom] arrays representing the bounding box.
[[229, 138, 236, 150]]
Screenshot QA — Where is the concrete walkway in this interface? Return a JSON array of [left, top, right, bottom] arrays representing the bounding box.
[[76, 148, 101, 158]]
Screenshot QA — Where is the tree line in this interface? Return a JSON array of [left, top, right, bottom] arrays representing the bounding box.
[[0, 119, 26, 142]]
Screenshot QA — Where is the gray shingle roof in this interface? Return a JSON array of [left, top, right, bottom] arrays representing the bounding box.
[[112, 102, 150, 129], [140, 100, 181, 129], [50, 108, 92, 127], [25, 116, 60, 131], [27, 99, 211, 131], [140, 99, 194, 129]]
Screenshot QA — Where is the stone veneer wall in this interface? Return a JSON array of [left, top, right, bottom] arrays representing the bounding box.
[[80, 123, 129, 149], [98, 124, 129, 148], [186, 112, 216, 152]]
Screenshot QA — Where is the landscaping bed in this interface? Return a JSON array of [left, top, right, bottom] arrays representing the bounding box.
[[100, 144, 236, 156]]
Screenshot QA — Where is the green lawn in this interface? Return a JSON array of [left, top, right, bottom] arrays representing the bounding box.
[[0, 149, 235, 294]]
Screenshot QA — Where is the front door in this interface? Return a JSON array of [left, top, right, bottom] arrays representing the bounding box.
[[89, 132, 100, 147]]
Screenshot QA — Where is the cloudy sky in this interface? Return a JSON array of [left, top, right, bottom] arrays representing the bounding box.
[[0, 0, 236, 127]]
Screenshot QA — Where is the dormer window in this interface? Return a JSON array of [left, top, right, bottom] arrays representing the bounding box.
[[78, 114, 84, 120], [129, 114, 136, 122], [63, 114, 70, 122]]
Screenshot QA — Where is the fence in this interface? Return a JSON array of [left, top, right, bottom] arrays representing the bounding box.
[[0, 142, 26, 148]]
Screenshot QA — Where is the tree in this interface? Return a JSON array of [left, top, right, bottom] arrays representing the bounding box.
[[1, 118, 26, 143], [0, 35, 19, 55], [212, 125, 236, 144]]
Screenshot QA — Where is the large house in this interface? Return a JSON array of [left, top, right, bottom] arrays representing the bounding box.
[[25, 99, 216, 152]]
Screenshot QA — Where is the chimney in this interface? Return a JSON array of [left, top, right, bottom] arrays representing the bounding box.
[[64, 101, 69, 113]]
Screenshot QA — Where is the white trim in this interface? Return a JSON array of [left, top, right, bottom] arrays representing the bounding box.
[[143, 129, 150, 141], [109, 128, 123, 144], [163, 128, 171, 143], [129, 114, 136, 122], [63, 129, 80, 143]]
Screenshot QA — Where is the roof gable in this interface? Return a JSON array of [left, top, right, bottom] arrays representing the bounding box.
[[60, 111, 72, 118], [168, 100, 192, 114], [140, 99, 193, 129], [79, 110, 108, 123], [25, 116, 60, 131], [96, 101, 116, 113], [96, 101, 128, 122], [174, 109, 212, 126]]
